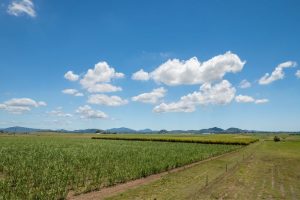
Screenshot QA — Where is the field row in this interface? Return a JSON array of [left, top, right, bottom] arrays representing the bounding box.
[[92, 134, 259, 145], [108, 135, 300, 200], [0, 135, 241, 199]]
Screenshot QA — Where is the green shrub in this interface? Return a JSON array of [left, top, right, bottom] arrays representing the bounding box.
[[274, 136, 281, 142]]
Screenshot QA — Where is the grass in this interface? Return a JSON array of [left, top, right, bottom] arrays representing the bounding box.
[[199, 136, 300, 199], [92, 133, 259, 145], [0, 134, 242, 199], [109, 135, 300, 200]]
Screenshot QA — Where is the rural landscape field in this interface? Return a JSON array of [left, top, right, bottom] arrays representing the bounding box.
[[0, 133, 247, 199], [0, 133, 299, 199], [1, 0, 300, 199]]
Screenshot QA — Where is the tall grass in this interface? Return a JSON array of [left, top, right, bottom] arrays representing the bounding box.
[[0, 135, 241, 199], [92, 134, 259, 145]]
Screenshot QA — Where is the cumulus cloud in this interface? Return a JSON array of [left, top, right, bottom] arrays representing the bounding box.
[[239, 79, 251, 89], [48, 107, 72, 117], [296, 70, 300, 78], [38, 101, 47, 106], [85, 83, 122, 93], [0, 98, 46, 114], [62, 89, 83, 97], [179, 80, 236, 105], [235, 95, 255, 103], [0, 105, 31, 114], [235, 95, 269, 104], [259, 61, 297, 85], [255, 99, 269, 104], [76, 105, 108, 119], [154, 80, 236, 113], [0, 104, 7, 110], [64, 71, 79, 81], [132, 69, 150, 81], [132, 87, 166, 104], [7, 0, 36, 17], [87, 94, 128, 106], [148, 51, 245, 86], [153, 102, 196, 113], [74, 93, 84, 97], [48, 119, 72, 126], [80, 61, 124, 93], [4, 98, 46, 107]]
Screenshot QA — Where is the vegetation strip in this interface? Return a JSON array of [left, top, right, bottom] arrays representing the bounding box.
[[0, 135, 241, 199], [92, 135, 258, 145], [68, 147, 244, 200], [108, 136, 300, 200], [108, 142, 260, 200]]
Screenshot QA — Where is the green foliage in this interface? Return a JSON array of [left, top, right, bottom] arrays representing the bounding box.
[[92, 134, 259, 145], [95, 130, 116, 134], [274, 135, 281, 142], [0, 135, 241, 199], [158, 129, 168, 134]]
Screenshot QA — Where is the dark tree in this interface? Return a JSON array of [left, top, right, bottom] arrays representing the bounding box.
[[274, 136, 281, 142], [159, 129, 168, 134]]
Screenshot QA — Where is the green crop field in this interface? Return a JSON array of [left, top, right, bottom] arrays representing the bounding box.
[[0, 134, 244, 199], [92, 133, 258, 145], [108, 135, 300, 200]]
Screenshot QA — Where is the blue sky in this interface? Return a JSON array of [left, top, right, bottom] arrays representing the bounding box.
[[0, 0, 300, 131]]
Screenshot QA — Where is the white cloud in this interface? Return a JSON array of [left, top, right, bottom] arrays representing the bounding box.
[[0, 98, 46, 114], [74, 93, 84, 97], [149, 51, 245, 86], [64, 71, 79, 81], [239, 79, 251, 89], [132, 87, 166, 104], [0, 104, 7, 110], [76, 105, 108, 119], [132, 69, 150, 81], [48, 108, 72, 117], [37, 101, 47, 106], [181, 80, 236, 105], [0, 105, 31, 114], [87, 94, 128, 106], [154, 80, 236, 113], [86, 83, 122, 93], [4, 98, 46, 107], [48, 119, 72, 126], [255, 99, 269, 104], [296, 70, 300, 78], [7, 0, 36, 17], [62, 89, 77, 95], [259, 61, 297, 85], [62, 89, 83, 97], [153, 102, 196, 113], [235, 95, 269, 104], [235, 95, 255, 103], [80, 61, 124, 93]]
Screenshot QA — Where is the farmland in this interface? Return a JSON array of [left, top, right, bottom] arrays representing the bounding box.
[[108, 135, 300, 200], [0, 134, 245, 199], [92, 133, 258, 145]]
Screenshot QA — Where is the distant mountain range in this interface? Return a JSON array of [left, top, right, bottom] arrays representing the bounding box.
[[1, 126, 45, 133], [106, 127, 137, 133], [1, 126, 296, 134]]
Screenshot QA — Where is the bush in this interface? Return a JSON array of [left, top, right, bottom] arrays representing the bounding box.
[[274, 136, 281, 142]]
